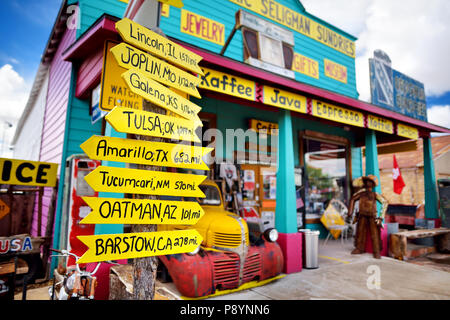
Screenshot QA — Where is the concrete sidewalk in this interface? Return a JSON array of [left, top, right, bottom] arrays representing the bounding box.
[[203, 239, 450, 300], [13, 239, 450, 300]]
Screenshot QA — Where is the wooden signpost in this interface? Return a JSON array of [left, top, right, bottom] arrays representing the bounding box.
[[105, 106, 201, 142], [77, 15, 209, 274], [115, 18, 203, 75], [81, 135, 212, 170], [80, 197, 205, 225]]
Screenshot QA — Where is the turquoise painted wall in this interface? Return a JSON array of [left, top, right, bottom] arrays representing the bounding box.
[[68, 0, 127, 39], [160, 0, 358, 98]]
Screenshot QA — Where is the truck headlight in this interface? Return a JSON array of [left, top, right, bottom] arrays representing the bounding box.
[[263, 228, 278, 242], [187, 245, 200, 256]]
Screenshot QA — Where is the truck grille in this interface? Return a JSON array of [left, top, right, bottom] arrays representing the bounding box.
[[212, 232, 245, 248], [211, 251, 262, 290]]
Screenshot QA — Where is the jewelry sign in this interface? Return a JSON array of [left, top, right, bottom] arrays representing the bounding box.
[[78, 18, 211, 264]]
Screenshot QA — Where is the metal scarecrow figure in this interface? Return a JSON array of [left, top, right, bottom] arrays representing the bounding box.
[[347, 175, 388, 259]]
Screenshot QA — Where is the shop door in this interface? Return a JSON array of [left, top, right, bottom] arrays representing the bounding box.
[[300, 132, 350, 232]]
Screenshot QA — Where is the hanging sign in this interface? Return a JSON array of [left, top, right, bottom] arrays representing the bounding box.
[[77, 229, 202, 263], [80, 135, 213, 170], [110, 42, 201, 98], [262, 85, 307, 113], [121, 69, 202, 126], [0, 158, 58, 187], [367, 115, 394, 134], [397, 123, 419, 140], [312, 100, 364, 127], [198, 67, 256, 101], [115, 18, 203, 75], [84, 166, 207, 197], [0, 199, 10, 220], [100, 41, 143, 111], [80, 197, 204, 225], [249, 119, 278, 135], [105, 107, 201, 143]]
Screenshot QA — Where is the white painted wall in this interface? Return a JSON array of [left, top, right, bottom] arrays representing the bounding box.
[[13, 72, 48, 161]]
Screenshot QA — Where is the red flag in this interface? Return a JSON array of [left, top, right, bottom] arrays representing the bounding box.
[[393, 155, 405, 194]]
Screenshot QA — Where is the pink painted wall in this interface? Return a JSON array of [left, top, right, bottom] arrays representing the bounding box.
[[31, 28, 76, 237], [75, 46, 103, 99]]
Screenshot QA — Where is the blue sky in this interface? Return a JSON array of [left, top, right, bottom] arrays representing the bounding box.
[[0, 0, 61, 81]]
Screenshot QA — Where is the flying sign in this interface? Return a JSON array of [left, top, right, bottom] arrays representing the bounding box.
[[105, 107, 201, 142], [80, 135, 212, 170], [77, 229, 203, 263], [84, 165, 207, 197]]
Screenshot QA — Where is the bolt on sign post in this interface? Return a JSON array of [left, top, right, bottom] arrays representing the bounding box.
[[78, 8, 211, 299]]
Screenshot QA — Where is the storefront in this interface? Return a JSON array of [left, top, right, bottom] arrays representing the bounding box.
[[58, 0, 450, 276], [15, 0, 450, 293]]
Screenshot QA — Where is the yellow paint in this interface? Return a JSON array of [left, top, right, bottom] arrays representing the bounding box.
[[100, 41, 143, 111], [397, 123, 419, 140], [115, 18, 203, 75], [0, 199, 10, 220], [157, 0, 183, 8], [121, 69, 202, 126], [292, 52, 319, 79], [84, 165, 207, 197], [182, 274, 286, 300], [110, 42, 201, 98], [160, 3, 170, 17], [80, 197, 204, 225], [80, 135, 212, 170], [199, 67, 256, 101], [180, 9, 225, 46], [262, 85, 307, 113], [249, 119, 278, 135], [312, 100, 364, 127], [0, 158, 58, 187], [367, 115, 394, 134], [229, 0, 355, 58], [105, 107, 201, 143], [324, 58, 347, 83], [319, 255, 350, 264], [77, 229, 202, 264]]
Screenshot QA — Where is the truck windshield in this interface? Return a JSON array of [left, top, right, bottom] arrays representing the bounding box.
[[197, 185, 221, 206]]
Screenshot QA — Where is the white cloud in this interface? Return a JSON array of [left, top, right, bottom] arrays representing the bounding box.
[[427, 105, 450, 129], [0, 64, 31, 156], [301, 0, 450, 101]]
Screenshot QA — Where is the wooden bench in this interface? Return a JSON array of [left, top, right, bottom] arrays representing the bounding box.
[[389, 228, 450, 260]]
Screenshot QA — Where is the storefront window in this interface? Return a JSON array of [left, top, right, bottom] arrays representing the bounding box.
[[303, 138, 349, 217]]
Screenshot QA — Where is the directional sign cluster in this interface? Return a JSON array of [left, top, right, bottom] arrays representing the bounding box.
[[77, 18, 211, 264]]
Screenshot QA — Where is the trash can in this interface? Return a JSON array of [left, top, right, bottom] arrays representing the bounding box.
[[302, 230, 320, 269]]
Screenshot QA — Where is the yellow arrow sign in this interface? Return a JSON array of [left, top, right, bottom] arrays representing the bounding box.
[[110, 42, 201, 99], [115, 18, 203, 75], [84, 166, 207, 197], [80, 197, 204, 225], [80, 135, 212, 170], [105, 107, 201, 143], [77, 229, 203, 263], [121, 69, 202, 126], [157, 0, 183, 8]]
